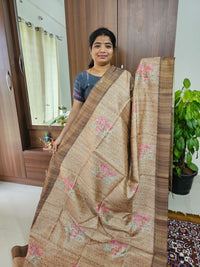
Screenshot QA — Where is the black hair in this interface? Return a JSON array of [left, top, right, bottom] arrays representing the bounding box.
[[88, 27, 116, 68]]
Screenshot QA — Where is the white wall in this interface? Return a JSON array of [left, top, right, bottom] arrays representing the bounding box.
[[174, 0, 200, 171], [16, 0, 72, 111]]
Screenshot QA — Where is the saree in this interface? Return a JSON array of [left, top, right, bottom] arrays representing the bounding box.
[[12, 58, 174, 266]]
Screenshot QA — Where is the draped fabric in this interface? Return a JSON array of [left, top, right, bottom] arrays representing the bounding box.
[[12, 58, 174, 266], [19, 21, 60, 125]]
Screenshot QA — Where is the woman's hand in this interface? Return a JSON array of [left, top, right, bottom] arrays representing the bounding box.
[[44, 100, 83, 154], [52, 137, 62, 153]]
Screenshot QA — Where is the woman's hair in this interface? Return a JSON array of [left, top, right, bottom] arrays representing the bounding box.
[[88, 27, 116, 68]]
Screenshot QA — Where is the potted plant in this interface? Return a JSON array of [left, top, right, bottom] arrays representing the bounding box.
[[172, 78, 200, 195], [49, 106, 70, 128]]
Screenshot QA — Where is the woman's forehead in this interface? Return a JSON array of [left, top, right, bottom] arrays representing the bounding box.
[[93, 35, 112, 44]]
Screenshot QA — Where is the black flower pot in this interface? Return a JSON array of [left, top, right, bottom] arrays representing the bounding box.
[[172, 171, 197, 195]]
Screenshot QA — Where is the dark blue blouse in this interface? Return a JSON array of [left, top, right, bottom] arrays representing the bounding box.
[[73, 71, 101, 102]]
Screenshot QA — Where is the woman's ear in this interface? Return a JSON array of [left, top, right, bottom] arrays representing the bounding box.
[[89, 47, 92, 56]]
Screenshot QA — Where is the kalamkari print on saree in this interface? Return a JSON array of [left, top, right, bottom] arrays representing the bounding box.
[[128, 184, 139, 199], [96, 202, 113, 222], [104, 240, 129, 258], [65, 220, 87, 242], [132, 104, 138, 124], [90, 116, 116, 140], [135, 62, 158, 84], [129, 212, 152, 233], [138, 142, 155, 160], [91, 163, 118, 184], [57, 177, 79, 199], [26, 243, 44, 264]]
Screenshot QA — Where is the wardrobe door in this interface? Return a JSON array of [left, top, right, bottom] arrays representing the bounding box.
[[0, 1, 26, 180], [118, 0, 178, 74], [65, 0, 117, 93]]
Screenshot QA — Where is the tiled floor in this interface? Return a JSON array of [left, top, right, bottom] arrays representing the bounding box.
[[168, 175, 200, 215], [0, 176, 200, 266], [0, 182, 42, 267]]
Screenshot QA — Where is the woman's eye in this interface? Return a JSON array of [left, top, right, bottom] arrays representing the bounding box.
[[106, 45, 112, 49], [94, 45, 100, 48]]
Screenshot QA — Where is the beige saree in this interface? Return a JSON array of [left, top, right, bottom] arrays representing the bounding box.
[[12, 58, 174, 266]]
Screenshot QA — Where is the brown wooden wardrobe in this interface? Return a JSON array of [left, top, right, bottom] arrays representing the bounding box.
[[0, 0, 178, 186]]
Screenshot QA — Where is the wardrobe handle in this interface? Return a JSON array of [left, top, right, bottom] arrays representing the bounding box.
[[19, 54, 24, 75], [6, 71, 12, 91]]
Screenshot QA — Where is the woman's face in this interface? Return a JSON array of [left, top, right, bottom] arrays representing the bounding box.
[[90, 35, 114, 66]]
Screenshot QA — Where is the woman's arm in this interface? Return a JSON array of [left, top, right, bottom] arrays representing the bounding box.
[[52, 99, 83, 153]]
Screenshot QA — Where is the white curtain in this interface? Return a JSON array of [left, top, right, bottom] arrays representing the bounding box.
[[19, 21, 60, 125]]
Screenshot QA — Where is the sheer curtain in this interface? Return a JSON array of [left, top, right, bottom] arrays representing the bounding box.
[[19, 20, 60, 125]]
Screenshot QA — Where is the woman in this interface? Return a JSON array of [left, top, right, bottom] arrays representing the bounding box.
[[52, 27, 116, 153], [12, 27, 174, 266]]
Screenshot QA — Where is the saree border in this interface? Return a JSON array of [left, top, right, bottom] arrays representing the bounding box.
[[152, 57, 174, 266]]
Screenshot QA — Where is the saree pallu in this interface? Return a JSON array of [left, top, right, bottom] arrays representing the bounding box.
[[12, 58, 174, 266]]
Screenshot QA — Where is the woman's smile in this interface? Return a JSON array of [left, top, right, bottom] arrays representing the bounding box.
[[98, 55, 107, 58]]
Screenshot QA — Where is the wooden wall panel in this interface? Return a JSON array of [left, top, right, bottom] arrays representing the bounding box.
[[65, 0, 117, 94], [118, 0, 179, 75], [0, 1, 26, 178]]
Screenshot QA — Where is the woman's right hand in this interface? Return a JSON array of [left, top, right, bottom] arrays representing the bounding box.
[[52, 137, 62, 153]]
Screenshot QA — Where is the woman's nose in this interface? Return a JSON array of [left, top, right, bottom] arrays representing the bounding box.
[[99, 45, 106, 52]]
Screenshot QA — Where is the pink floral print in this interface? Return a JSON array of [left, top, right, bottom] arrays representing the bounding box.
[[132, 104, 137, 114], [132, 104, 138, 124], [104, 240, 129, 258], [130, 212, 152, 233], [128, 184, 139, 200], [138, 142, 155, 160], [26, 243, 44, 264], [57, 177, 78, 199], [92, 163, 118, 184], [135, 62, 158, 84], [65, 221, 86, 242], [90, 116, 116, 139], [96, 202, 112, 222]]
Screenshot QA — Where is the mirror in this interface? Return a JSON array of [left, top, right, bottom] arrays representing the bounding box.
[[15, 0, 71, 126]]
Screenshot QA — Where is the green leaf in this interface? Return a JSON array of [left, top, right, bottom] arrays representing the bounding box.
[[173, 147, 182, 159], [187, 138, 194, 151], [195, 127, 200, 137], [183, 130, 191, 139], [174, 127, 183, 139], [183, 78, 191, 89], [193, 96, 200, 103], [177, 101, 185, 120], [176, 166, 182, 177], [186, 152, 192, 165], [192, 119, 197, 129], [187, 162, 198, 172], [183, 90, 192, 102], [175, 90, 182, 105], [197, 119, 200, 127], [192, 110, 199, 119], [194, 90, 200, 97], [193, 138, 199, 151], [186, 120, 193, 129], [186, 104, 193, 120], [176, 136, 185, 151]]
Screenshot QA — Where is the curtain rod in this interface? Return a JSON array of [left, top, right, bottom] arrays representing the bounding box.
[[18, 16, 62, 41]]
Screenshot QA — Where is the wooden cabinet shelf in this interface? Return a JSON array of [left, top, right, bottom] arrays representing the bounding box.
[[23, 149, 52, 186]]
